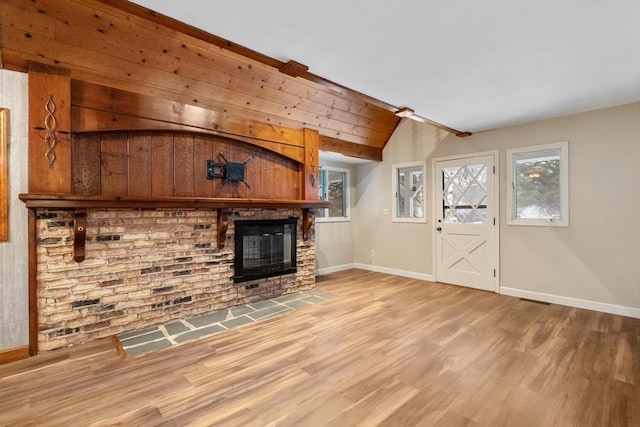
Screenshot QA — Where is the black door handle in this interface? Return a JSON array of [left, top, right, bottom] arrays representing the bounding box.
[[436, 227, 442, 232]]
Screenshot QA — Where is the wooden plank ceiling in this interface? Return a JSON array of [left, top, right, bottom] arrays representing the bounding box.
[[0, 0, 431, 161]]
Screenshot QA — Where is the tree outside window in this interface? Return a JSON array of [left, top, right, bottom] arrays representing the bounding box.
[[392, 161, 427, 223], [317, 166, 350, 222], [507, 142, 569, 226]]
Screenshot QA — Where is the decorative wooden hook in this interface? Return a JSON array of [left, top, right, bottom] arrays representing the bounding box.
[[73, 209, 87, 262], [217, 208, 229, 249], [302, 208, 314, 241]]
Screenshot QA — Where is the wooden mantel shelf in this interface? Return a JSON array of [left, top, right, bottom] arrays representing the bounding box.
[[18, 194, 331, 210], [20, 193, 327, 273]]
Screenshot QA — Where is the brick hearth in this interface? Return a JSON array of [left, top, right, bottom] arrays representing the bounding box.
[[35, 208, 315, 351]]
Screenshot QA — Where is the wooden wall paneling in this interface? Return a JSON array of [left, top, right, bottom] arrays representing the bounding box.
[[229, 140, 248, 199], [244, 144, 263, 198], [3, 20, 387, 147], [193, 134, 214, 198], [151, 132, 175, 197], [289, 161, 302, 200], [71, 106, 306, 164], [71, 81, 307, 148], [273, 156, 299, 200], [72, 133, 102, 195], [302, 128, 319, 200], [27, 63, 72, 194], [0, 1, 405, 150], [127, 132, 153, 197], [69, 130, 307, 201], [93, 0, 402, 130], [0, 2, 56, 40], [210, 137, 231, 199], [151, 133, 175, 197], [261, 150, 276, 200], [71, 66, 388, 148], [173, 134, 195, 197], [70, 76, 310, 136], [273, 155, 285, 200], [27, 209, 37, 355], [61, 0, 399, 133], [100, 131, 128, 196]]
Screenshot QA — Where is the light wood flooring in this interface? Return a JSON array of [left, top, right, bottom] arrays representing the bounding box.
[[1, 269, 639, 426]]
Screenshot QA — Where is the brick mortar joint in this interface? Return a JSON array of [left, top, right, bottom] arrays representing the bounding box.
[[35, 207, 316, 351]]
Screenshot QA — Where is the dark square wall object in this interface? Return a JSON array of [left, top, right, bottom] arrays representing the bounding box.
[[206, 161, 225, 180], [226, 162, 245, 182]]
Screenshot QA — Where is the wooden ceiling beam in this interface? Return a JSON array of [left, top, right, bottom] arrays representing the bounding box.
[[319, 135, 383, 162], [278, 60, 309, 78]]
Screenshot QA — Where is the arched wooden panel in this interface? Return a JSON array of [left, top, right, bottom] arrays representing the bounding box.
[[72, 131, 301, 200]]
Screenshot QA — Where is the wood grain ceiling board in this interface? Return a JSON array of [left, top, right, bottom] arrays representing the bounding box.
[[0, 0, 405, 159]]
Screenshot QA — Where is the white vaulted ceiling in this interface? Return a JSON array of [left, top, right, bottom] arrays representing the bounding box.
[[131, 0, 640, 134]]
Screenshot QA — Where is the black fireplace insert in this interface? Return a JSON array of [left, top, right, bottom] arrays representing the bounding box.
[[233, 218, 297, 283]]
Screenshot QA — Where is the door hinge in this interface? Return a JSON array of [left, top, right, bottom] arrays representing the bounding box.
[[493, 269, 496, 277], [493, 217, 496, 225], [492, 165, 496, 174]]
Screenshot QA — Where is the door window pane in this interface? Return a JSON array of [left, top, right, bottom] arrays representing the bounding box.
[[442, 164, 487, 224]]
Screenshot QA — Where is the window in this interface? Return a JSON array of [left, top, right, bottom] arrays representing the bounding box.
[[441, 163, 488, 224], [392, 161, 426, 223], [507, 141, 569, 226], [317, 166, 350, 222]]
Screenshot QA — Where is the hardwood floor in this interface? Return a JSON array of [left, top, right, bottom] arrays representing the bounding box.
[[1, 269, 639, 426]]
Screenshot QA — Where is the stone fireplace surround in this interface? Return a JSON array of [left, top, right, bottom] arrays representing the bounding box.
[[35, 207, 315, 351]]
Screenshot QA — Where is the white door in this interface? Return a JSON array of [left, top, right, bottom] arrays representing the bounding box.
[[434, 153, 499, 292]]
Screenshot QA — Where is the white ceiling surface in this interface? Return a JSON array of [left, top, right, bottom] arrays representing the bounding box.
[[132, 0, 640, 134]]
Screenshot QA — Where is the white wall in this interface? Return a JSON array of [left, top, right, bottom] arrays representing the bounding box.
[[315, 160, 356, 274], [352, 122, 447, 280], [0, 70, 29, 350], [352, 102, 640, 316]]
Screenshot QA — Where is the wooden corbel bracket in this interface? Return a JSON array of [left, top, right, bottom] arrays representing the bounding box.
[[302, 208, 314, 241], [73, 209, 87, 262], [217, 208, 229, 249]]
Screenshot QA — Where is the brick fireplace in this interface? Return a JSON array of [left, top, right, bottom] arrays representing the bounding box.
[[35, 207, 315, 351], [20, 72, 329, 356]]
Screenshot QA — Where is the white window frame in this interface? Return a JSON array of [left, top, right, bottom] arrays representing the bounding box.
[[506, 141, 569, 227], [392, 160, 427, 223], [316, 165, 350, 223]]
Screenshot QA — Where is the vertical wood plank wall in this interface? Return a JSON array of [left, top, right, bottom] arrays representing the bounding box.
[[72, 131, 301, 200], [302, 128, 319, 200], [27, 64, 71, 194]]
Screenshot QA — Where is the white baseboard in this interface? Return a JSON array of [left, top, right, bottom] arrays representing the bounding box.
[[500, 286, 640, 319], [314, 268, 639, 319], [353, 263, 435, 282], [316, 263, 356, 276]]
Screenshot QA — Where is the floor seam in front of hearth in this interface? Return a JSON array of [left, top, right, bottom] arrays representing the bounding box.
[[116, 289, 336, 358]]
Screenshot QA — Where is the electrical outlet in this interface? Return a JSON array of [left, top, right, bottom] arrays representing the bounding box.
[[370, 249, 375, 257]]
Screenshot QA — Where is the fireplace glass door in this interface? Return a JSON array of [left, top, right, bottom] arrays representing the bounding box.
[[234, 218, 297, 283]]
